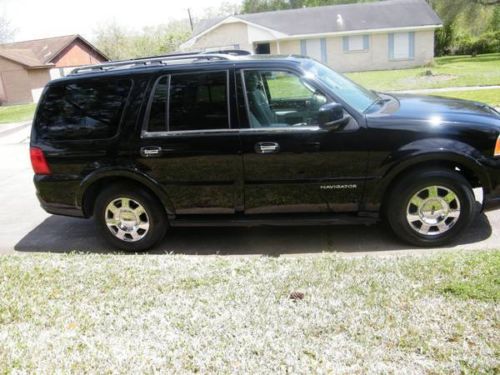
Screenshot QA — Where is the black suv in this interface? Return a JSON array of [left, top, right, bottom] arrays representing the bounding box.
[[30, 52, 500, 251]]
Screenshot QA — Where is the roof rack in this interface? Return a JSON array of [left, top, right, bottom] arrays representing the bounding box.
[[201, 49, 251, 56], [69, 50, 251, 75]]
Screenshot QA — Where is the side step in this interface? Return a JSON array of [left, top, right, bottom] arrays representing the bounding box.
[[170, 213, 378, 227]]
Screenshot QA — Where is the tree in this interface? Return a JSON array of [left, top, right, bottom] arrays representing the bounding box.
[[488, 5, 500, 31], [93, 20, 191, 61], [0, 14, 15, 43], [428, 0, 499, 35], [472, 0, 500, 5], [93, 22, 133, 60], [242, 0, 374, 13], [200, 1, 241, 19]]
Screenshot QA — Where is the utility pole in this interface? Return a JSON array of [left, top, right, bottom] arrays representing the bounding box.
[[187, 8, 193, 31]]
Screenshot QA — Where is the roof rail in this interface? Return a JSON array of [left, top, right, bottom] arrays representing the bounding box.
[[69, 50, 248, 76], [202, 49, 252, 56]]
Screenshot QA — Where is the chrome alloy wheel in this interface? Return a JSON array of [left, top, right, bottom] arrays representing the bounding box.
[[406, 185, 461, 236], [105, 198, 150, 242]]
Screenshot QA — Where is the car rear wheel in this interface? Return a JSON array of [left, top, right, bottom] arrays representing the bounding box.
[[386, 168, 476, 247], [95, 185, 167, 251]]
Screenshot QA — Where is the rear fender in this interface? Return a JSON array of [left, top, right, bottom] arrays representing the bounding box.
[[77, 167, 175, 216]]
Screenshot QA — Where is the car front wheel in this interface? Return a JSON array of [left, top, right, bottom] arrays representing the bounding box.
[[386, 168, 476, 247]]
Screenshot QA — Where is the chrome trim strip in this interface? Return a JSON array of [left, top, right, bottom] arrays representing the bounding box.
[[141, 126, 322, 138]]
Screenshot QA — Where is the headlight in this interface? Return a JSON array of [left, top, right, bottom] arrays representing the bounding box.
[[495, 134, 500, 157]]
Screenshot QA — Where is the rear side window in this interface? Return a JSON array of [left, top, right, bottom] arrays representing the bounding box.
[[146, 71, 229, 133], [147, 76, 168, 133], [36, 78, 131, 140]]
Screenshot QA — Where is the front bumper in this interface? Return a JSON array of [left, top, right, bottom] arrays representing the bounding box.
[[483, 178, 500, 212], [483, 196, 500, 211], [483, 163, 500, 212]]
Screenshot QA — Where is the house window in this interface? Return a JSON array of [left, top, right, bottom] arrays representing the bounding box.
[[300, 38, 327, 63], [342, 35, 369, 52], [389, 32, 415, 60], [255, 43, 270, 54]]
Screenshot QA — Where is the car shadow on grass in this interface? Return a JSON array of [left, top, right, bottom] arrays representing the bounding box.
[[14, 212, 493, 255]]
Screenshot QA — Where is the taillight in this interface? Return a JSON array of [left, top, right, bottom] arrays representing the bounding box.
[[30, 147, 51, 175], [495, 135, 500, 157]]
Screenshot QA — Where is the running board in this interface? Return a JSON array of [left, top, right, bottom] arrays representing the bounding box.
[[170, 214, 377, 227]]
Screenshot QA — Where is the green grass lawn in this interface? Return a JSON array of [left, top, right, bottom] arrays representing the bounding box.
[[0, 251, 498, 373], [429, 88, 500, 107], [0, 103, 36, 124], [346, 53, 500, 91]]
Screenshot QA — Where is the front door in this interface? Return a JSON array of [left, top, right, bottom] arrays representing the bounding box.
[[138, 69, 242, 215], [238, 68, 369, 214]]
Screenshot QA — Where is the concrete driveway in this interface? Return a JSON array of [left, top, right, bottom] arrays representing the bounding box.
[[1, 123, 499, 256]]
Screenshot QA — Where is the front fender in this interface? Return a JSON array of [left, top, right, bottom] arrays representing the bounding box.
[[76, 167, 175, 216], [363, 138, 492, 211]]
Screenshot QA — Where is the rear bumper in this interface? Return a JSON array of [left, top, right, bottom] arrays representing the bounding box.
[[34, 175, 84, 218], [39, 197, 85, 218]]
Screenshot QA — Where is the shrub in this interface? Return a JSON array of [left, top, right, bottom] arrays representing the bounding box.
[[455, 31, 500, 56], [435, 22, 454, 57]]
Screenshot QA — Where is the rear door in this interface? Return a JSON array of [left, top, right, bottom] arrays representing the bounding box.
[[237, 67, 369, 214], [138, 69, 243, 215]]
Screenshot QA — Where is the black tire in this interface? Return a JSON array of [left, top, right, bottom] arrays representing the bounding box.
[[385, 168, 476, 247], [94, 184, 168, 251]]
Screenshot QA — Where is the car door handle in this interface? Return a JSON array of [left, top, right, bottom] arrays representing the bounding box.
[[255, 142, 280, 154], [140, 146, 162, 157]]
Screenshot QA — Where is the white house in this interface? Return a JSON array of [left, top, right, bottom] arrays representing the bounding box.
[[181, 0, 442, 72]]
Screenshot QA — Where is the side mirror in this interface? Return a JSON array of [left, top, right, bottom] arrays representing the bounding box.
[[318, 103, 350, 131]]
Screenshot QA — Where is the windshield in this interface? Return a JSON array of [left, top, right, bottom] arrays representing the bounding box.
[[303, 60, 379, 113]]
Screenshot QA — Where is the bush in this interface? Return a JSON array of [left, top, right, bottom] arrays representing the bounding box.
[[435, 22, 454, 57], [455, 31, 500, 56]]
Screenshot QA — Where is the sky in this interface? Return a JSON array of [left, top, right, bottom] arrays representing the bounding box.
[[1, 0, 231, 42]]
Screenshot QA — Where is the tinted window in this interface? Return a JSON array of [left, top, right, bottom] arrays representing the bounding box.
[[303, 60, 378, 113], [169, 71, 228, 132], [243, 70, 327, 128], [265, 71, 313, 100], [37, 78, 131, 140], [147, 76, 168, 132]]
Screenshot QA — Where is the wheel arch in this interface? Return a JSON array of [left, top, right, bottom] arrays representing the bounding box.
[[366, 150, 491, 215], [77, 169, 175, 218]]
